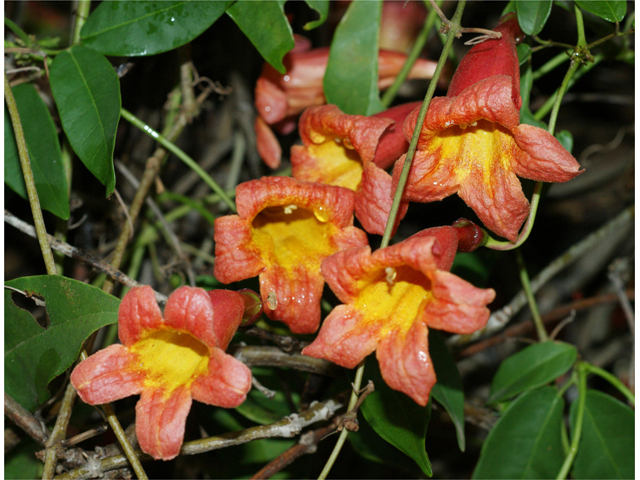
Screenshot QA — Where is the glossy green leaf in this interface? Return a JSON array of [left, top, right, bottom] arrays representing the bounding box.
[[304, 0, 329, 30], [516, 0, 552, 35], [488, 341, 577, 404], [429, 330, 466, 452], [361, 356, 432, 477], [473, 387, 565, 479], [49, 46, 120, 197], [5, 276, 120, 411], [227, 0, 294, 75], [81, 1, 232, 56], [323, 0, 385, 115], [570, 389, 634, 479], [5, 84, 69, 220], [517, 43, 532, 65], [575, 1, 626, 23]]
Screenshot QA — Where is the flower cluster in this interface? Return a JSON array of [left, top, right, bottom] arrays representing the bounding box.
[[71, 12, 584, 462]]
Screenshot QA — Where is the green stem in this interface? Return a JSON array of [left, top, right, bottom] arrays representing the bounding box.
[[120, 108, 236, 213], [380, 0, 466, 249], [556, 362, 588, 480], [532, 51, 569, 81], [71, 0, 91, 45], [516, 250, 548, 342], [4, 73, 58, 275], [574, 6, 587, 48], [103, 403, 148, 480], [4, 17, 31, 46], [583, 363, 635, 406], [380, 0, 440, 107], [317, 364, 365, 480], [42, 382, 77, 479], [158, 191, 218, 225], [547, 55, 582, 136]]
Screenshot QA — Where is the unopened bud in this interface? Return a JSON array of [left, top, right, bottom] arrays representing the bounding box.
[[238, 289, 263, 326]]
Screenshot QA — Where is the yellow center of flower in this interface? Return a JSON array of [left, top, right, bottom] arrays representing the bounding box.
[[355, 265, 432, 334], [130, 328, 210, 392], [308, 136, 363, 190], [435, 120, 515, 191], [251, 205, 337, 271]]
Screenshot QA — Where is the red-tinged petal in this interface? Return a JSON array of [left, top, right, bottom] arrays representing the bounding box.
[[71, 344, 143, 405], [255, 117, 282, 169], [255, 76, 288, 125], [118, 286, 164, 346], [457, 156, 529, 242], [191, 348, 252, 408], [376, 320, 435, 406], [135, 387, 192, 461], [213, 215, 265, 284], [447, 13, 522, 105], [424, 270, 495, 334], [207, 289, 245, 350], [511, 124, 583, 182], [380, 1, 426, 53], [163, 286, 217, 349], [372, 101, 421, 169], [260, 263, 325, 334], [393, 151, 459, 204], [302, 304, 379, 368], [355, 162, 408, 236], [407, 226, 460, 272], [321, 246, 373, 304], [235, 176, 356, 228], [379, 50, 437, 86]]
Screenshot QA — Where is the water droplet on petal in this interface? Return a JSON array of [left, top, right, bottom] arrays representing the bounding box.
[[314, 206, 330, 223]]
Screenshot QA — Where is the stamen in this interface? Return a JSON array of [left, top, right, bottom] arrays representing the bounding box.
[[385, 267, 397, 285], [266, 291, 277, 310], [283, 204, 298, 214]]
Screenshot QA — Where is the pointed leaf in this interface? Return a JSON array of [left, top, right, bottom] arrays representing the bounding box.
[[575, 1, 626, 23], [473, 387, 565, 479], [361, 356, 432, 477], [5, 84, 69, 220], [304, 0, 329, 30], [81, 1, 233, 56], [569, 389, 634, 479], [488, 341, 577, 404], [323, 0, 385, 116], [5, 276, 120, 411], [516, 0, 553, 35], [429, 330, 466, 452], [226, 0, 294, 74], [49, 46, 120, 197]]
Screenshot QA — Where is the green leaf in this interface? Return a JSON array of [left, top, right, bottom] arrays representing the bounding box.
[[361, 356, 432, 477], [429, 330, 466, 452], [555, 130, 573, 153], [5, 276, 120, 411], [516, 0, 553, 35], [517, 43, 532, 65], [575, 1, 626, 23], [5, 439, 43, 479], [323, 0, 385, 115], [49, 46, 120, 197], [81, 1, 232, 56], [227, 0, 295, 74], [473, 387, 565, 479], [5, 84, 70, 220], [488, 341, 577, 404], [570, 389, 634, 479], [304, 0, 329, 30]]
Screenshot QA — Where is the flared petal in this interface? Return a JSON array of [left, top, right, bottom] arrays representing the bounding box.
[[376, 320, 435, 406], [511, 124, 583, 182], [163, 286, 217, 349], [213, 215, 265, 284], [207, 290, 245, 350], [191, 348, 252, 408], [255, 116, 282, 169], [457, 156, 530, 242], [394, 150, 459, 203], [372, 101, 421, 168], [118, 286, 164, 346], [424, 270, 495, 334], [255, 76, 288, 125], [320, 246, 373, 304], [355, 161, 409, 236], [135, 387, 192, 461], [259, 263, 325, 334], [302, 304, 380, 368], [70, 344, 143, 405]]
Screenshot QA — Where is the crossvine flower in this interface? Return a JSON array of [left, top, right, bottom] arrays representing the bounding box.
[[393, 13, 583, 241], [70, 286, 252, 461], [291, 103, 419, 235], [302, 223, 495, 405], [213, 176, 367, 334]]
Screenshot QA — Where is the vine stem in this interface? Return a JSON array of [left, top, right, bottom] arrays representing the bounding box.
[[583, 363, 635, 406], [4, 72, 58, 275], [120, 108, 237, 213], [556, 362, 588, 480], [515, 249, 548, 342], [317, 3, 467, 479]]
